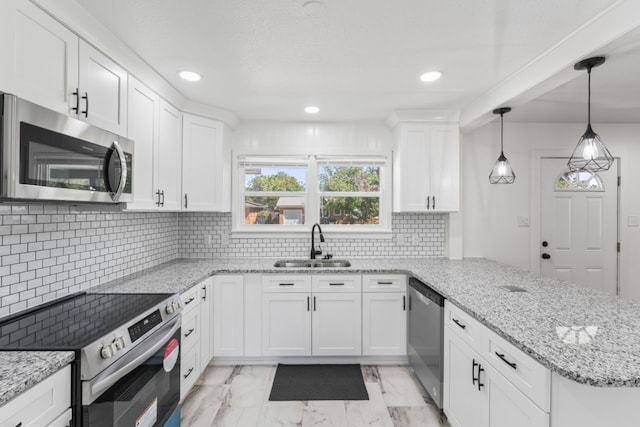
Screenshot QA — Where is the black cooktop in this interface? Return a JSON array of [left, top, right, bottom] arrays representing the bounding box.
[[0, 293, 172, 350]]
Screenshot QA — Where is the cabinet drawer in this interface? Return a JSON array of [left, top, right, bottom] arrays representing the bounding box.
[[181, 285, 200, 315], [180, 347, 200, 402], [444, 301, 484, 349], [49, 408, 72, 427], [312, 274, 362, 292], [0, 365, 71, 427], [181, 308, 200, 353], [262, 275, 311, 292], [363, 274, 406, 292], [485, 328, 551, 411]]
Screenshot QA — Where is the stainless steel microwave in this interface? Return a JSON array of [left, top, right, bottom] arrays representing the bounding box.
[[0, 94, 133, 203]]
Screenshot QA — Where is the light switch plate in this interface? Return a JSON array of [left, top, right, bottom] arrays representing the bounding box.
[[517, 216, 530, 227], [628, 215, 640, 227]]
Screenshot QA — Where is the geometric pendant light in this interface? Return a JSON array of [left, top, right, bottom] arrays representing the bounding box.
[[567, 56, 613, 172], [489, 107, 516, 184]]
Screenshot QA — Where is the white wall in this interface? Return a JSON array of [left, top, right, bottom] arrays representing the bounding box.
[[462, 122, 640, 302]]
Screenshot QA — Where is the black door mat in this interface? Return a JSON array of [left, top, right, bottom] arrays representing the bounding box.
[[269, 364, 369, 401]]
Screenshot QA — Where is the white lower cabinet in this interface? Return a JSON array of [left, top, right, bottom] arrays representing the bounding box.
[[362, 274, 407, 356], [312, 292, 362, 356], [444, 301, 549, 427], [262, 292, 312, 356], [180, 346, 200, 402], [213, 275, 245, 357], [200, 276, 215, 371], [261, 274, 364, 357], [0, 365, 71, 427]]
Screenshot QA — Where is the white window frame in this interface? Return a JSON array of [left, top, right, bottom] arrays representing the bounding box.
[[232, 155, 391, 238]]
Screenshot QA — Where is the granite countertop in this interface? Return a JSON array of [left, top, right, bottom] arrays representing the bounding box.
[[0, 351, 75, 406], [90, 257, 640, 387]]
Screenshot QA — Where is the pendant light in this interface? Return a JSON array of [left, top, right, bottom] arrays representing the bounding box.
[[489, 107, 516, 184], [567, 56, 613, 172]]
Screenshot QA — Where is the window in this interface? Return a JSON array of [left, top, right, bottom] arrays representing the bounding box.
[[238, 157, 308, 227], [555, 169, 604, 192], [317, 158, 383, 226], [234, 155, 390, 235]]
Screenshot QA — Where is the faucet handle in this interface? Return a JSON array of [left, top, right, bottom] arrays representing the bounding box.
[[323, 254, 333, 260]]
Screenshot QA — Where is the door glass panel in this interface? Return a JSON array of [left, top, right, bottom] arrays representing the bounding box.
[[555, 169, 604, 192]]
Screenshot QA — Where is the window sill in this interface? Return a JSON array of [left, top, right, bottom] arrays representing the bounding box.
[[231, 229, 392, 240]]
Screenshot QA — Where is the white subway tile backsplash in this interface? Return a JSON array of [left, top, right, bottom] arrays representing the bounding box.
[[178, 212, 445, 259], [0, 202, 446, 318]]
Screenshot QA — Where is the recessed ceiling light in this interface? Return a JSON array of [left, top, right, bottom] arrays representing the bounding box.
[[304, 106, 320, 114], [420, 71, 442, 82], [179, 71, 202, 82]]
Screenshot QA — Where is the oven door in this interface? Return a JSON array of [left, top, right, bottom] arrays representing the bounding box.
[[82, 317, 181, 427]]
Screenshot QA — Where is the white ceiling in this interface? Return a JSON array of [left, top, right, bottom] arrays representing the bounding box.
[[71, 0, 640, 123]]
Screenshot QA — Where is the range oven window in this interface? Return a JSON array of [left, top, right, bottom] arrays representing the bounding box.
[[20, 122, 132, 194], [82, 328, 180, 427]]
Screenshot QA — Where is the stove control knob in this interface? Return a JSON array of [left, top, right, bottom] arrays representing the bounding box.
[[166, 303, 175, 315], [115, 336, 126, 351], [100, 344, 115, 359]]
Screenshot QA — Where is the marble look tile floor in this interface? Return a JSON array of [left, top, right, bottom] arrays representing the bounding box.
[[181, 365, 450, 427]]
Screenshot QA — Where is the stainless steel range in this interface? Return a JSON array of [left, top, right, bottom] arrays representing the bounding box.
[[0, 292, 182, 427]]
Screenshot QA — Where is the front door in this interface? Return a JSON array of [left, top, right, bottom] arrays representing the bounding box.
[[540, 157, 618, 295]]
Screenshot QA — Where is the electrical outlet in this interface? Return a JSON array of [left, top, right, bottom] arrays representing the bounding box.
[[221, 232, 229, 247], [396, 233, 408, 246], [204, 234, 214, 248]]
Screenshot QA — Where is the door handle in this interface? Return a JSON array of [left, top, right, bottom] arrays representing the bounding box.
[[81, 92, 89, 117], [426, 195, 430, 210], [541, 253, 551, 259], [432, 196, 435, 210], [472, 358, 479, 385], [184, 193, 188, 209], [72, 88, 80, 114]]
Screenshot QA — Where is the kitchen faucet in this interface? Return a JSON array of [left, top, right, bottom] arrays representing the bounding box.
[[310, 223, 324, 259]]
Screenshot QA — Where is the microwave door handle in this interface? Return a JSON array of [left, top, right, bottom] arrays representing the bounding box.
[[85, 317, 180, 404], [109, 140, 127, 202]]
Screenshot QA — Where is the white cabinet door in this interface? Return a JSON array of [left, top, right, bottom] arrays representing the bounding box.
[[429, 125, 460, 212], [213, 275, 244, 357], [312, 292, 362, 356], [127, 76, 159, 210], [182, 114, 230, 211], [262, 293, 312, 356], [362, 292, 406, 356], [444, 328, 485, 427], [78, 40, 127, 135], [200, 277, 214, 371], [0, 0, 78, 115], [393, 123, 460, 212], [485, 363, 549, 427], [393, 124, 430, 212], [157, 99, 182, 211]]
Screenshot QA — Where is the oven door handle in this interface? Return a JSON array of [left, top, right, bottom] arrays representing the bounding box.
[[84, 316, 181, 405]]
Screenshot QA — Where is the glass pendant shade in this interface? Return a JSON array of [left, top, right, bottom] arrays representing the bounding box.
[[488, 107, 515, 184], [489, 152, 516, 184], [567, 56, 613, 172], [568, 124, 613, 172]]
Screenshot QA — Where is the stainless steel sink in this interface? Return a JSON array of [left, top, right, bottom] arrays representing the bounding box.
[[273, 259, 351, 268]]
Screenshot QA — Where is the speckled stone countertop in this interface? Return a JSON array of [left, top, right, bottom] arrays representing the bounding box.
[[0, 351, 74, 406], [90, 257, 640, 387]]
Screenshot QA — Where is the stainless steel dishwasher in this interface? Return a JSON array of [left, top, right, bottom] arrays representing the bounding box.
[[408, 277, 445, 409]]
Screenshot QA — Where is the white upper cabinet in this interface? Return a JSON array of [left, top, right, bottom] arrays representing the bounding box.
[[127, 78, 183, 211], [157, 99, 183, 211], [0, 0, 78, 115], [77, 40, 127, 135], [393, 123, 460, 212], [182, 114, 231, 212], [0, 1, 127, 135], [127, 76, 159, 210]]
